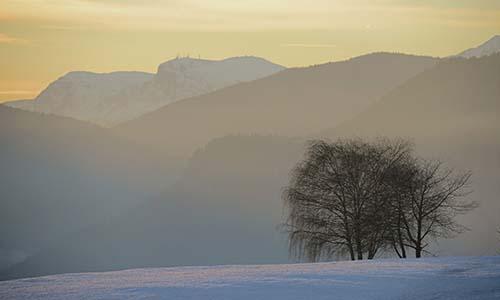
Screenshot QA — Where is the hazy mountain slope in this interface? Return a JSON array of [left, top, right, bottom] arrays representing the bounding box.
[[0, 105, 180, 271], [2, 99, 34, 110], [321, 53, 500, 255], [116, 53, 438, 158], [0, 135, 305, 280], [5, 57, 284, 126], [325, 54, 500, 137], [458, 35, 500, 58]]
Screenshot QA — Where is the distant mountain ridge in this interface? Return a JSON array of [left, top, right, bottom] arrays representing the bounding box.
[[5, 56, 285, 126], [458, 35, 500, 58], [116, 53, 438, 158], [4, 35, 498, 127], [5, 71, 153, 126]]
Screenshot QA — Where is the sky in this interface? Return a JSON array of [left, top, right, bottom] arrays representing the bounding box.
[[0, 0, 499, 102]]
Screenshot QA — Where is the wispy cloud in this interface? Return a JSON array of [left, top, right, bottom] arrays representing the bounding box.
[[1, 0, 500, 31], [280, 43, 336, 48]]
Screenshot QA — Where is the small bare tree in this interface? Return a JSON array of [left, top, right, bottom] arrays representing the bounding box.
[[399, 160, 475, 258]]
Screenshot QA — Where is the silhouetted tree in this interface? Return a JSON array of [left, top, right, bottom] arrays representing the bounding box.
[[382, 158, 417, 259], [283, 138, 475, 261], [283, 138, 412, 261], [396, 160, 475, 258]]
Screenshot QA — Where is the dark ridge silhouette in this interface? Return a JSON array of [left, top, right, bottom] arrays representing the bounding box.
[[115, 53, 438, 158]]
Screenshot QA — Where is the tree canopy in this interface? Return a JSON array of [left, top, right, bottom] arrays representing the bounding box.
[[283, 138, 475, 261]]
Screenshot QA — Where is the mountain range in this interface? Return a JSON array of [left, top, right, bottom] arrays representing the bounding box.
[[115, 53, 438, 158], [5, 56, 284, 126], [1, 36, 499, 280], [5, 35, 499, 129]]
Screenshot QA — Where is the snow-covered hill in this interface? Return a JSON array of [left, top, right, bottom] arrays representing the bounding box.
[[103, 56, 285, 125], [5, 57, 284, 126], [5, 71, 154, 126], [1, 256, 499, 299], [458, 35, 500, 58]]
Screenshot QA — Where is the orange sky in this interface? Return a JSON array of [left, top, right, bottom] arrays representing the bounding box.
[[1, 0, 499, 102]]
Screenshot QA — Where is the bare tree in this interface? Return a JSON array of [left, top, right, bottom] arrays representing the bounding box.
[[399, 160, 475, 258], [283, 137, 476, 261], [383, 159, 417, 259], [283, 138, 412, 261]]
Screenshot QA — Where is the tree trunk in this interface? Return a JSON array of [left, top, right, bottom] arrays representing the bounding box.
[[396, 204, 407, 258], [400, 243, 407, 259], [393, 242, 402, 258], [354, 215, 363, 260], [355, 231, 363, 260], [397, 227, 407, 258], [345, 221, 355, 261], [415, 216, 422, 258], [356, 241, 363, 260], [348, 246, 355, 261], [415, 245, 422, 258], [346, 235, 355, 260]]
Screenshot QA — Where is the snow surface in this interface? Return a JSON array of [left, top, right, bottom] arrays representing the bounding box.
[[1, 256, 499, 299]]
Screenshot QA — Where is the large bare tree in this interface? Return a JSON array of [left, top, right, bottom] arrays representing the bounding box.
[[283, 138, 412, 261], [283, 138, 475, 261]]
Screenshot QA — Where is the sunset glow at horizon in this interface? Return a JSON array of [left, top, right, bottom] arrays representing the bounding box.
[[1, 0, 499, 102]]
